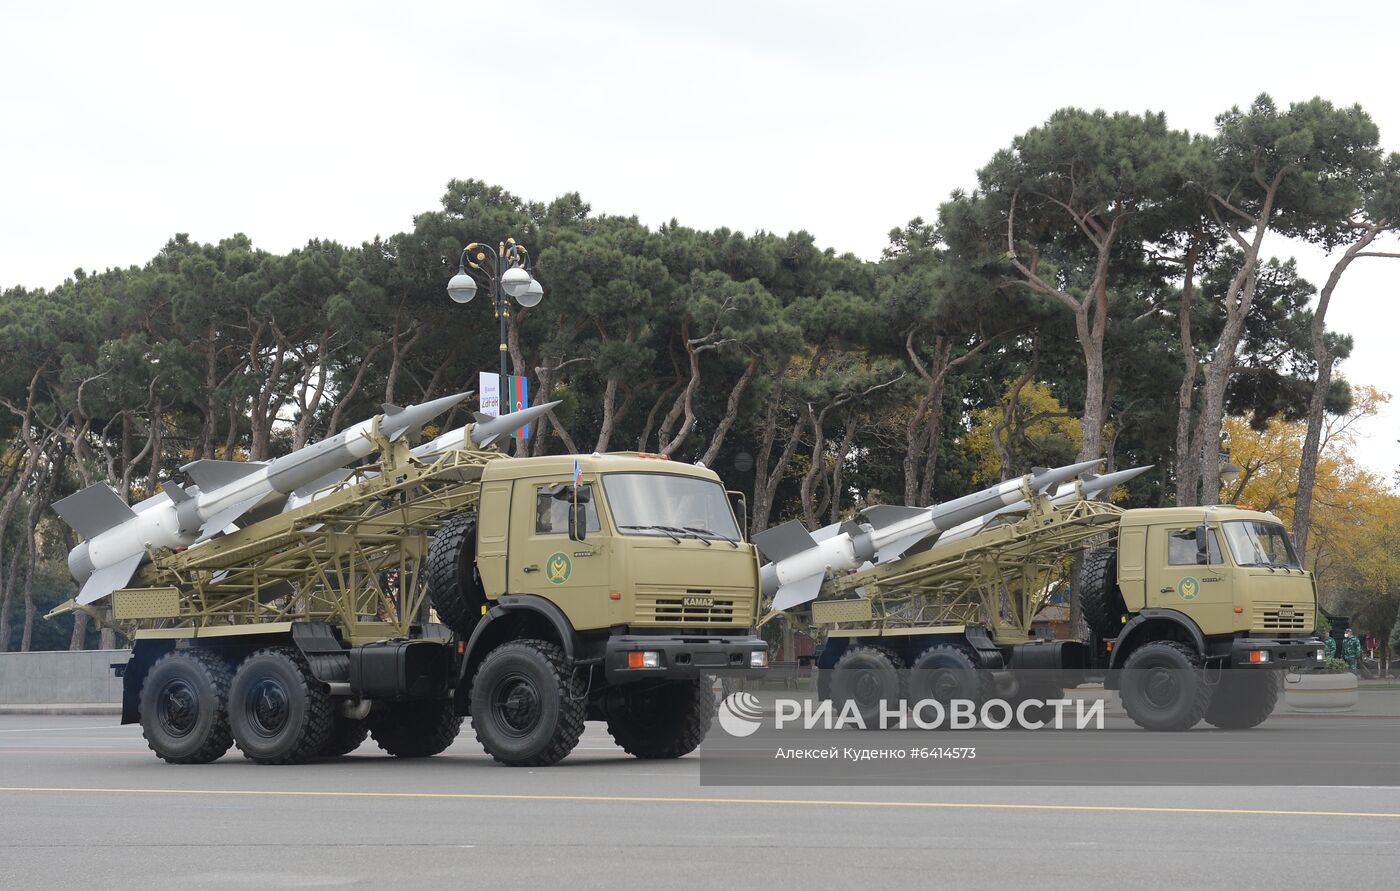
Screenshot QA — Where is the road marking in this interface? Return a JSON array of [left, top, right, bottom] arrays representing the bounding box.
[[0, 786, 1397, 819]]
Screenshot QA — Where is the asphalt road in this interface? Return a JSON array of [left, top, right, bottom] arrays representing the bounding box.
[[3, 714, 1398, 889]]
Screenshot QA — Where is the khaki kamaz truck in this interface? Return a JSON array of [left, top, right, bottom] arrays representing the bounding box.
[[774, 484, 1324, 731], [52, 413, 766, 767]]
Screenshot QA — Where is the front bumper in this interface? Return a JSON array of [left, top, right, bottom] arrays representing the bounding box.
[[1230, 636, 1326, 670], [604, 634, 768, 683]]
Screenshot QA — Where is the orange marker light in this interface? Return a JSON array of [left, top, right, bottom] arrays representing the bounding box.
[[1234, 607, 1244, 614], [628, 651, 645, 669], [609, 591, 622, 600]]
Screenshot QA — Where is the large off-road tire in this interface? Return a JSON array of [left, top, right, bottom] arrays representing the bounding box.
[[139, 648, 234, 764], [470, 640, 585, 766], [425, 512, 487, 637], [1204, 670, 1281, 730], [369, 700, 462, 757], [1078, 546, 1127, 640], [605, 679, 713, 759], [229, 647, 333, 764], [320, 715, 370, 757], [830, 646, 905, 729], [1120, 641, 1213, 731], [908, 644, 995, 715]]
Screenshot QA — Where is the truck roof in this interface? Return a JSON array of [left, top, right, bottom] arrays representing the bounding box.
[[1119, 505, 1286, 527], [481, 452, 723, 483]]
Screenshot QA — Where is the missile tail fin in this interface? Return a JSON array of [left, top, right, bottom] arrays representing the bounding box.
[[771, 573, 825, 611], [752, 519, 818, 563], [76, 552, 143, 605], [52, 484, 135, 540], [381, 403, 403, 415], [183, 459, 263, 491]]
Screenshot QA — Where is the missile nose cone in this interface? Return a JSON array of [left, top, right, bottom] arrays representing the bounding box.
[[379, 391, 471, 440], [470, 400, 561, 447], [1029, 459, 1103, 491]]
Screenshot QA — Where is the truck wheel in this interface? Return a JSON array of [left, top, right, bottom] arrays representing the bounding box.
[[1077, 546, 1127, 640], [425, 512, 487, 637], [369, 700, 462, 757], [139, 648, 234, 764], [909, 645, 993, 712], [320, 715, 370, 757], [470, 640, 585, 766], [605, 679, 713, 759], [1120, 641, 1212, 731], [830, 646, 905, 729], [1204, 670, 1281, 730], [229, 647, 333, 764]]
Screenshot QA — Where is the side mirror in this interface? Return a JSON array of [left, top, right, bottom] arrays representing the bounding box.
[[727, 490, 748, 541], [1196, 524, 1210, 565], [568, 500, 587, 542]]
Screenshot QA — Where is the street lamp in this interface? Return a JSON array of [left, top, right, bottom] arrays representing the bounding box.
[[446, 238, 544, 423]]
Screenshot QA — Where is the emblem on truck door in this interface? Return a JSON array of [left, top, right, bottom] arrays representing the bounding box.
[[546, 552, 572, 584], [1177, 576, 1199, 601]]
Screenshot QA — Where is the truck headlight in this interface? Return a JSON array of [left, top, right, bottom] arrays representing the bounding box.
[[1246, 650, 1270, 664], [627, 651, 661, 669], [1316, 648, 1325, 660], [750, 650, 768, 668]]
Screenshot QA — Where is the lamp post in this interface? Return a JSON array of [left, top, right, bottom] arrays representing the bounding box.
[[446, 238, 544, 423]]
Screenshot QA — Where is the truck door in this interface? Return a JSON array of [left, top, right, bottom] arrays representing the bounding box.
[[508, 477, 612, 628], [1148, 524, 1234, 633]]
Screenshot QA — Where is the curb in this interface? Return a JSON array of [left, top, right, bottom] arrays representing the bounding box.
[[0, 704, 121, 715]]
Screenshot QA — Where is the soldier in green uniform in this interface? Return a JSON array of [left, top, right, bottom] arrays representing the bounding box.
[[1342, 629, 1362, 671], [1325, 635, 1337, 661]]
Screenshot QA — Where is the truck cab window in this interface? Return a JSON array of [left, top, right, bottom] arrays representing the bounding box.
[[534, 485, 600, 535], [1167, 528, 1221, 565]]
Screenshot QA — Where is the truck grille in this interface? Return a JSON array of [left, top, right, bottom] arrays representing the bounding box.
[[1253, 602, 1308, 632], [634, 586, 752, 627]]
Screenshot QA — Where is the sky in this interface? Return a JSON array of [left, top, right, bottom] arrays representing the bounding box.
[[2, 0, 1396, 479]]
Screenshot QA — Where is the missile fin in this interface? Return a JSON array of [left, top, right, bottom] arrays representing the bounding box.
[[381, 403, 403, 415], [196, 495, 265, 542], [52, 484, 135, 540], [162, 480, 191, 503], [76, 552, 143, 605], [752, 519, 818, 563], [860, 503, 929, 530], [182, 459, 263, 491], [876, 531, 936, 563], [290, 468, 354, 500], [810, 522, 843, 543], [771, 573, 825, 611]]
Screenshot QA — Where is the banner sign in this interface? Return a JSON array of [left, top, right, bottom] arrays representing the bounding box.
[[478, 372, 531, 439]]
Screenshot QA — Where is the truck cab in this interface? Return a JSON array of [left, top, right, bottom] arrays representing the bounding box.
[[1110, 506, 1322, 668], [1084, 506, 1326, 731], [438, 452, 767, 765]]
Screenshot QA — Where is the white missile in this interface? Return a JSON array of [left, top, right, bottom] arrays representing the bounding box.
[[754, 460, 1102, 610], [412, 400, 561, 456], [53, 391, 471, 605], [283, 400, 563, 512], [930, 465, 1154, 549]]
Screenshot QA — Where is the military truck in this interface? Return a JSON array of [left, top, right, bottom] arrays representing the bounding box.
[[51, 412, 766, 767], [772, 483, 1324, 731]]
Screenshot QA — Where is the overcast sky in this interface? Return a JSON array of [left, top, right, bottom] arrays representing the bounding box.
[[2, 0, 1396, 479]]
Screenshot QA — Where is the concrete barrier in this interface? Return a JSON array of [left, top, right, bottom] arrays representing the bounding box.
[[0, 649, 126, 705]]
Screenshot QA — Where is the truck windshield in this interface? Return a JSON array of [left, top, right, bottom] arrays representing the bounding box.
[[1221, 521, 1300, 568], [602, 473, 740, 542]]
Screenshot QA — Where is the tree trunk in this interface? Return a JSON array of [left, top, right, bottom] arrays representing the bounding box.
[[700, 356, 759, 467], [1293, 227, 1388, 556], [1173, 243, 1201, 506]]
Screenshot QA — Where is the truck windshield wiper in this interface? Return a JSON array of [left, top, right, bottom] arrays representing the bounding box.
[[680, 525, 738, 548], [618, 524, 684, 544]]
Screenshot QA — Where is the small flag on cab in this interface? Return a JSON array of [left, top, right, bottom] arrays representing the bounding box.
[[572, 458, 582, 485]]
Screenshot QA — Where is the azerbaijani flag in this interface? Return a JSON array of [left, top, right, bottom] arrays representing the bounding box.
[[572, 458, 582, 485], [509, 375, 530, 439]]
